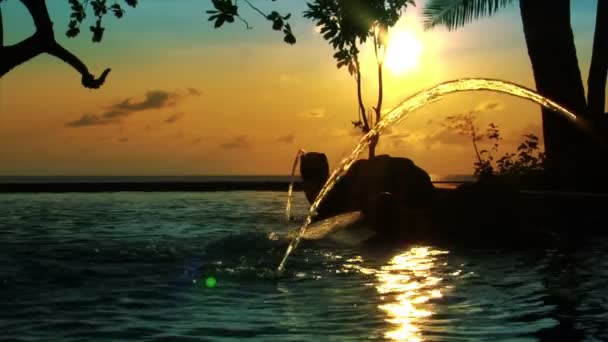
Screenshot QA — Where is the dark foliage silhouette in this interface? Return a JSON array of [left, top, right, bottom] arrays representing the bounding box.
[[446, 113, 546, 182], [424, 0, 608, 185], [206, 0, 295, 44]]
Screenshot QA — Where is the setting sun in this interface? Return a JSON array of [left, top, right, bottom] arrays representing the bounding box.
[[384, 30, 423, 75]]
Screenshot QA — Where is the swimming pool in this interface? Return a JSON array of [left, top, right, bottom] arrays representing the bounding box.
[[1, 191, 606, 341]]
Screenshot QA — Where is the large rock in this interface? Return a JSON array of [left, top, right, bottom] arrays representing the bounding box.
[[300, 153, 435, 239], [299, 152, 329, 205]]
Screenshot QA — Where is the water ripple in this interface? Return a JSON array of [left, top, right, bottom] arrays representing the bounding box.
[[1, 192, 607, 341]]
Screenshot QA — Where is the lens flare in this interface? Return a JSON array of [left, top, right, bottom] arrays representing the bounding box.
[[205, 276, 217, 288]]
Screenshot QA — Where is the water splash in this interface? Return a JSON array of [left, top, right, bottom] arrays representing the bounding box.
[[276, 78, 578, 275], [293, 211, 365, 241]]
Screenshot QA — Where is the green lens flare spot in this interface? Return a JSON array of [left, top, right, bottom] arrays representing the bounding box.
[[205, 276, 217, 288]]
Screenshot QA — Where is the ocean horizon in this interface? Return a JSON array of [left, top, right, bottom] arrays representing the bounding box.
[[0, 174, 474, 184]]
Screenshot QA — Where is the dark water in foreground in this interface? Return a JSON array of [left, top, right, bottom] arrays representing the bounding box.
[[1, 192, 607, 341]]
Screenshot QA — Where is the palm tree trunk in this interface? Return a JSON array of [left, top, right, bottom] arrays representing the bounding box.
[[587, 0, 608, 118], [0, 5, 4, 48], [519, 0, 592, 185]]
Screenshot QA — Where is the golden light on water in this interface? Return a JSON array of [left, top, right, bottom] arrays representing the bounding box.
[[372, 247, 448, 341], [384, 30, 423, 75]]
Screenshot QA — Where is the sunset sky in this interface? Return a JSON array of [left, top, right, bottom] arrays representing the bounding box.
[[0, 0, 603, 176]]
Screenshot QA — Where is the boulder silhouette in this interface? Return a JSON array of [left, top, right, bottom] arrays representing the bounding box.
[[299, 152, 330, 205], [300, 153, 435, 238]]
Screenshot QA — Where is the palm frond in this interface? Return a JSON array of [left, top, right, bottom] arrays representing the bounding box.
[[423, 0, 514, 31]]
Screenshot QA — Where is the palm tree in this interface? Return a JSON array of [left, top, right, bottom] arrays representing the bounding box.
[[588, 0, 608, 119], [423, 0, 608, 185]]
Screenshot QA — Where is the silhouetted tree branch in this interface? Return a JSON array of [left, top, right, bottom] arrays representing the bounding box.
[[0, 0, 136, 88], [47, 42, 111, 88], [242, 0, 267, 18], [207, 0, 296, 44]]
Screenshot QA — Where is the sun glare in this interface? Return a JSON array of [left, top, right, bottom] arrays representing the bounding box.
[[384, 30, 423, 75]]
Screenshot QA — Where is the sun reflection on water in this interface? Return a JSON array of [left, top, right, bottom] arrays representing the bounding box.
[[345, 247, 449, 341]]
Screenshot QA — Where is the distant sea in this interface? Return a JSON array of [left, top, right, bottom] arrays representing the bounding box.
[[0, 175, 298, 184], [0, 174, 474, 184]]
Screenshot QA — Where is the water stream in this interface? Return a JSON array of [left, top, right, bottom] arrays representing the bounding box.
[[276, 78, 579, 275], [285, 149, 306, 221]]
